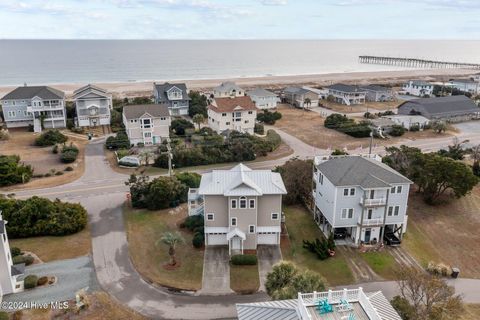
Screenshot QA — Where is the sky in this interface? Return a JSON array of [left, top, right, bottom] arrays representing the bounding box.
[[0, 0, 480, 39]]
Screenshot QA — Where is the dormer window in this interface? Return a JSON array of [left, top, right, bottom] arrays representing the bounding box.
[[141, 118, 151, 128]]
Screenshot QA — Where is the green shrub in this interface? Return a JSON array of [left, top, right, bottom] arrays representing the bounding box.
[[0, 311, 8, 320], [24, 275, 38, 289], [184, 215, 204, 231], [390, 296, 414, 320], [116, 149, 130, 159], [171, 119, 195, 136], [106, 132, 130, 150], [257, 110, 282, 125], [64, 166, 74, 172], [175, 172, 201, 189], [0, 155, 33, 186], [60, 150, 78, 163], [231, 254, 258, 265], [34, 130, 67, 146], [409, 124, 420, 132], [254, 123, 265, 135], [0, 196, 88, 238], [13, 255, 34, 266], [45, 173, 52, 177], [37, 276, 49, 286], [324, 114, 353, 129], [52, 144, 59, 154], [66, 119, 74, 129], [389, 125, 406, 137], [192, 232, 204, 248], [11, 247, 22, 257], [55, 171, 64, 176]]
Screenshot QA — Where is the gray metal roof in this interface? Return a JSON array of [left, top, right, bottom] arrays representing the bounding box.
[[237, 299, 299, 320], [317, 156, 412, 188], [123, 104, 170, 120], [154, 82, 189, 102], [328, 83, 366, 93], [284, 87, 310, 94], [398, 95, 479, 117], [367, 291, 402, 320], [214, 81, 244, 93], [72, 84, 110, 99], [408, 80, 432, 86], [1, 86, 65, 100], [450, 79, 477, 84], [247, 88, 277, 97]]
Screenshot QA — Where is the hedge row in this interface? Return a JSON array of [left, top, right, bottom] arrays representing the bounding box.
[[231, 254, 258, 265], [34, 130, 67, 146], [0, 155, 33, 187]]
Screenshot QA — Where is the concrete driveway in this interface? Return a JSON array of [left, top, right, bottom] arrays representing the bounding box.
[[198, 246, 233, 296], [257, 245, 282, 292]]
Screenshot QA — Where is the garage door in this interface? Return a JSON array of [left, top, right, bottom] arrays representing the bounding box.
[[207, 233, 227, 245], [257, 232, 279, 245]]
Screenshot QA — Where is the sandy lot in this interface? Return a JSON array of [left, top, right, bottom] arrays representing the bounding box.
[[320, 99, 401, 114], [0, 129, 87, 190]]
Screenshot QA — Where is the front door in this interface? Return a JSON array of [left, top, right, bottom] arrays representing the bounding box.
[[90, 117, 98, 127], [364, 228, 371, 243], [232, 237, 241, 250]]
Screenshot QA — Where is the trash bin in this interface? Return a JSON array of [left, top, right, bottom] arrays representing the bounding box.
[[451, 267, 460, 279]]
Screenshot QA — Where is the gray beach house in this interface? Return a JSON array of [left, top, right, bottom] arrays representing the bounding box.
[[153, 82, 190, 116]]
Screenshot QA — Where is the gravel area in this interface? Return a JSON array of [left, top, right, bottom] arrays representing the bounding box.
[[3, 256, 99, 309]]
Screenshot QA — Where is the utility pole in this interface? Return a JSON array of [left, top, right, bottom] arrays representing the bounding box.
[[368, 131, 373, 155], [162, 138, 173, 176]]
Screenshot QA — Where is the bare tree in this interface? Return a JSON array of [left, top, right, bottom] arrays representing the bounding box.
[[396, 267, 464, 320]]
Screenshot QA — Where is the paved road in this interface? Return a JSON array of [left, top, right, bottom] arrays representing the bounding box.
[[5, 122, 480, 319], [3, 256, 99, 309]]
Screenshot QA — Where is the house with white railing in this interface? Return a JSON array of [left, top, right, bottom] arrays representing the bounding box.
[[312, 155, 412, 246], [237, 287, 402, 320]]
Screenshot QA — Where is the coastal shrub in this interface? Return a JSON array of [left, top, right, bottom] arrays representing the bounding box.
[[37, 276, 49, 286], [116, 149, 130, 159], [52, 144, 59, 154], [0, 155, 33, 186], [324, 114, 371, 138], [24, 275, 38, 289], [55, 171, 64, 176], [175, 172, 201, 189], [257, 110, 282, 125], [13, 255, 34, 266], [60, 150, 78, 163], [66, 119, 74, 130], [171, 119, 195, 136], [188, 91, 208, 118], [0, 129, 10, 141], [302, 236, 335, 260], [0, 196, 88, 238], [192, 232, 204, 248], [106, 132, 130, 150], [231, 254, 258, 266], [34, 130, 67, 146], [409, 124, 420, 132], [64, 166, 74, 172], [389, 125, 406, 137], [363, 112, 375, 119], [184, 215, 204, 232], [254, 123, 264, 135], [10, 247, 22, 257], [324, 114, 353, 129]]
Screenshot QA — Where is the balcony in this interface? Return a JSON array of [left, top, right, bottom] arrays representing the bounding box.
[[359, 217, 384, 226], [360, 197, 387, 207]]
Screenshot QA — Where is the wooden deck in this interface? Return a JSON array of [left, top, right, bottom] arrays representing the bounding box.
[[307, 302, 369, 320]]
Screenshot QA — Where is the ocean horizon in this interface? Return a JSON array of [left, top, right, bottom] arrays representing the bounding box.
[[1, 39, 480, 86]]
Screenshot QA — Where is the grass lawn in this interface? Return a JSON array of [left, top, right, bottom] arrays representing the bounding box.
[[9, 227, 91, 262], [230, 264, 260, 294], [124, 204, 204, 291], [281, 205, 354, 286], [360, 251, 398, 280], [461, 304, 480, 320], [402, 187, 480, 278]]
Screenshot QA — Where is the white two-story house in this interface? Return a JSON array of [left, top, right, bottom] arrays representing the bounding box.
[[401, 80, 434, 97], [122, 104, 171, 146], [0, 213, 25, 298], [246, 88, 278, 109], [312, 155, 412, 246], [189, 164, 287, 255], [153, 82, 190, 116], [73, 84, 112, 128], [213, 82, 245, 98], [327, 84, 366, 105], [1, 85, 66, 133], [207, 96, 257, 134]]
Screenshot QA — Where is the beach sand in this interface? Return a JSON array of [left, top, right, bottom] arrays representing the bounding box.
[[0, 68, 477, 99]]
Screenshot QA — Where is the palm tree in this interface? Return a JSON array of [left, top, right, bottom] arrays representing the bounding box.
[[192, 114, 205, 131], [302, 97, 311, 115], [157, 232, 185, 266]]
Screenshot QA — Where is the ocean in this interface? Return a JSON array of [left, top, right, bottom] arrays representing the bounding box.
[[1, 40, 480, 86]]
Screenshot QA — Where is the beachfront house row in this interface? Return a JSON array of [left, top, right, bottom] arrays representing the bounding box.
[[213, 81, 245, 98], [207, 96, 257, 134], [122, 104, 171, 146], [401, 80, 434, 97], [188, 164, 287, 255], [448, 79, 480, 95], [0, 213, 25, 298], [153, 82, 190, 116], [312, 155, 412, 246], [246, 88, 278, 109], [397, 95, 480, 123], [326, 84, 366, 105], [283, 87, 319, 108], [237, 287, 402, 320], [73, 84, 112, 129], [0, 85, 66, 133], [359, 85, 396, 102]]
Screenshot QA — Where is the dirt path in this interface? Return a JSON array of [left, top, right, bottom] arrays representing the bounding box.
[[387, 247, 423, 270], [337, 246, 382, 283]]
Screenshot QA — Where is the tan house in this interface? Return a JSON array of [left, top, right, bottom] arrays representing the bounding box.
[[207, 96, 258, 134], [122, 104, 171, 146], [189, 164, 287, 255], [213, 81, 245, 98]]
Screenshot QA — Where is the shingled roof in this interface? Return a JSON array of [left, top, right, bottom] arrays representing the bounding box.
[[1, 86, 64, 100], [316, 156, 412, 188], [398, 95, 479, 118], [208, 96, 257, 113], [328, 83, 366, 93], [154, 82, 189, 102], [123, 104, 170, 120]]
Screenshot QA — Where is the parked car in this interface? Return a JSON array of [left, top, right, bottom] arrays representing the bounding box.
[[333, 228, 347, 239], [384, 232, 401, 246]]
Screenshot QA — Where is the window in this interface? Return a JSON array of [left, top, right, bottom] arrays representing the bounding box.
[[344, 188, 349, 196], [249, 199, 255, 209], [244, 120, 249, 124], [318, 173, 323, 185], [397, 186, 402, 194], [388, 206, 400, 216], [235, 118, 241, 122], [207, 213, 214, 221], [248, 111, 253, 114], [394, 206, 400, 216], [142, 118, 151, 128], [231, 217, 237, 226], [388, 206, 393, 216], [235, 111, 242, 118], [239, 197, 247, 209], [23, 111, 28, 116], [271, 213, 279, 220], [343, 188, 355, 196], [341, 208, 354, 219], [391, 186, 403, 194], [222, 113, 227, 116], [160, 117, 166, 120], [8, 111, 15, 117], [144, 132, 152, 138], [231, 199, 237, 209], [226, 122, 230, 125], [249, 225, 255, 233]]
